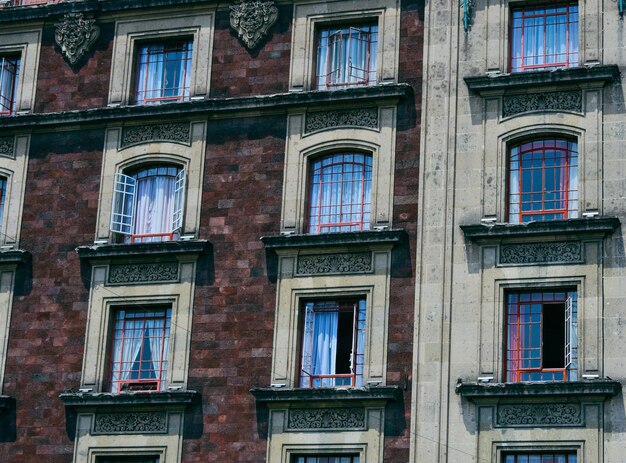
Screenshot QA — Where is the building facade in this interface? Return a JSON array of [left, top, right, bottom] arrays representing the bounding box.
[[0, 1, 422, 462], [413, 0, 625, 462]]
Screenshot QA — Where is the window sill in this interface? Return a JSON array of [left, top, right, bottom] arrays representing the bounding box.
[[261, 229, 407, 251], [464, 65, 620, 96], [460, 217, 620, 244], [59, 390, 198, 412], [456, 380, 621, 402], [76, 240, 210, 262], [250, 385, 402, 405]]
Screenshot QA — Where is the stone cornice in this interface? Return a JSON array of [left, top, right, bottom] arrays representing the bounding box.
[[456, 380, 622, 401], [261, 229, 407, 251], [0, 249, 31, 267], [76, 240, 210, 261], [461, 217, 620, 243], [59, 390, 198, 411], [465, 65, 620, 95], [250, 386, 402, 405], [0, 85, 411, 131]]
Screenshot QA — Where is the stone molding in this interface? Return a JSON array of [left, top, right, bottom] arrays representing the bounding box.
[[93, 412, 168, 434], [230, 0, 278, 50], [296, 252, 373, 275], [121, 123, 191, 148], [499, 241, 582, 265], [456, 380, 622, 400], [496, 403, 582, 427], [287, 407, 365, 430], [305, 107, 379, 133], [76, 240, 209, 261], [108, 262, 179, 285], [0, 137, 14, 157], [54, 13, 100, 66], [503, 91, 582, 118]]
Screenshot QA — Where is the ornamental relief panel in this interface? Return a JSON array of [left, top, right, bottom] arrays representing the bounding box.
[[287, 407, 366, 430], [496, 403, 582, 427], [120, 123, 191, 149], [305, 107, 379, 133], [55, 13, 100, 66], [230, 0, 279, 50], [93, 412, 168, 434], [107, 262, 180, 285], [296, 252, 373, 275], [499, 242, 583, 266], [502, 90, 582, 118], [0, 137, 14, 157]]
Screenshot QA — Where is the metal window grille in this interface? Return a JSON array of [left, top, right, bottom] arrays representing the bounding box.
[[307, 153, 372, 234], [510, 4, 578, 73], [133, 40, 193, 105], [299, 299, 366, 388], [505, 290, 577, 383], [503, 451, 577, 463], [292, 456, 360, 463], [0, 55, 20, 116], [508, 137, 578, 223], [315, 23, 378, 90], [108, 307, 171, 393]]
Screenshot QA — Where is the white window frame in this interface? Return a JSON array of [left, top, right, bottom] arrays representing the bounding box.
[[0, 28, 41, 114]]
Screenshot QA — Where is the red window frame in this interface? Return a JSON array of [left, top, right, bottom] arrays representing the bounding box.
[[108, 307, 171, 393], [505, 289, 577, 383], [292, 456, 360, 463], [0, 54, 20, 116], [314, 23, 378, 90], [307, 153, 372, 234], [503, 451, 577, 463], [298, 299, 366, 388], [132, 39, 192, 105], [507, 137, 578, 223], [510, 4, 578, 73]]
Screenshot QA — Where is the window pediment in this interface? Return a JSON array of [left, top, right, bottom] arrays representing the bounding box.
[[251, 385, 402, 406], [76, 239, 209, 262]]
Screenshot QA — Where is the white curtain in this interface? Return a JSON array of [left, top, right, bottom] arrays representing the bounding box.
[[146, 319, 169, 390], [110, 315, 143, 391], [311, 310, 338, 387], [135, 44, 165, 104], [133, 174, 175, 242], [0, 56, 18, 113]]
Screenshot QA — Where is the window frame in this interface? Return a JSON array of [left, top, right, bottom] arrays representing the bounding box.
[[0, 53, 20, 116], [292, 455, 361, 463], [502, 450, 577, 463], [0, 28, 41, 115]]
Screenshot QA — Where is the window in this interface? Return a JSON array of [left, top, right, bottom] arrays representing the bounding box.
[[110, 165, 186, 243], [96, 458, 160, 463], [108, 307, 171, 393], [307, 153, 372, 234], [510, 4, 578, 73], [133, 40, 192, 105], [0, 177, 6, 228], [293, 456, 360, 463], [299, 299, 366, 388], [503, 451, 577, 463], [505, 289, 577, 382], [508, 137, 578, 223], [0, 54, 19, 116], [315, 23, 378, 90]]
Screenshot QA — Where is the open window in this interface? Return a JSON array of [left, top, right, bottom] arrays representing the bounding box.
[[108, 306, 171, 393], [505, 289, 577, 382], [314, 23, 378, 90], [110, 165, 186, 243], [299, 299, 366, 388], [502, 451, 577, 463], [507, 137, 578, 223], [0, 54, 20, 116], [510, 4, 579, 73]]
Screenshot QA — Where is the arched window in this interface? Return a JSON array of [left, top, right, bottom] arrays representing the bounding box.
[[508, 137, 578, 223], [110, 164, 186, 243], [307, 152, 372, 234]]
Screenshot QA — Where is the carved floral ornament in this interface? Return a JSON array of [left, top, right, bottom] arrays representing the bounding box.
[[55, 13, 100, 66], [230, 0, 278, 50]]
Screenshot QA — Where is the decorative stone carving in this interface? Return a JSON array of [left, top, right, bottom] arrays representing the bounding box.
[[108, 262, 179, 285], [499, 241, 582, 265], [230, 1, 279, 50], [305, 107, 379, 133], [297, 252, 373, 275], [497, 403, 582, 427], [55, 13, 100, 66], [0, 137, 14, 157], [503, 91, 582, 117], [121, 123, 191, 148], [287, 408, 365, 430], [94, 412, 167, 434]]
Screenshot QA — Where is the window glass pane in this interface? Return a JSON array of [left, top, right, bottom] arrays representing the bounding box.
[[0, 55, 20, 115]]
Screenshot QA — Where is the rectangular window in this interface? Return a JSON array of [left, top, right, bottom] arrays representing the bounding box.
[[506, 289, 577, 382], [299, 299, 366, 388], [510, 4, 578, 73], [293, 456, 360, 463], [315, 23, 378, 90], [109, 307, 171, 393], [133, 40, 192, 105], [96, 458, 160, 463], [0, 54, 20, 116], [307, 153, 372, 234], [503, 451, 577, 463], [508, 138, 578, 223]]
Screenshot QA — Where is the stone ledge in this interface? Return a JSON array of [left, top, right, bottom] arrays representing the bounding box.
[[0, 395, 13, 410], [59, 390, 198, 411], [465, 65, 620, 95], [261, 230, 407, 251], [0, 249, 31, 266], [250, 386, 402, 405], [460, 217, 620, 243], [76, 240, 210, 261], [0, 85, 411, 131], [456, 380, 622, 401]]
